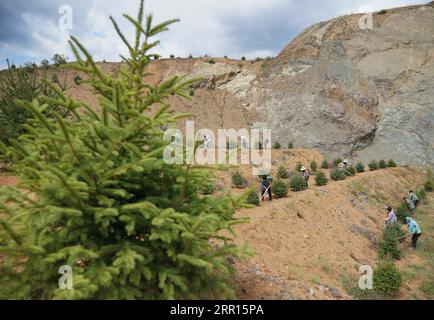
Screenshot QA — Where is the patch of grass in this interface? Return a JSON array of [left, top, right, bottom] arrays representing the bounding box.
[[320, 257, 331, 274], [311, 276, 321, 285], [420, 279, 434, 297], [399, 193, 434, 298], [340, 274, 388, 300], [287, 264, 304, 281]]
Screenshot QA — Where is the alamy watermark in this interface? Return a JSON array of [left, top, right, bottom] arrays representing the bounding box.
[[163, 121, 272, 175], [358, 265, 373, 290], [58, 265, 73, 290], [358, 5, 374, 30], [59, 5, 73, 31]]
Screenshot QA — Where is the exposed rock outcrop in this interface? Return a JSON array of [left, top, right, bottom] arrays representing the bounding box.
[[246, 2, 434, 166], [60, 2, 434, 166]]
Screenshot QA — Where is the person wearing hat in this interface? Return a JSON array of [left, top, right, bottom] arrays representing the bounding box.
[[343, 159, 349, 170], [300, 166, 310, 188], [338, 159, 349, 171], [405, 217, 422, 249], [384, 206, 397, 225]]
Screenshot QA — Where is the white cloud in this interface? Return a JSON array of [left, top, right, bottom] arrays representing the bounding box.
[[0, 0, 428, 69]]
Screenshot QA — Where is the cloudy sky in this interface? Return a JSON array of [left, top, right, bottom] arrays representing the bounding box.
[[0, 0, 428, 70]]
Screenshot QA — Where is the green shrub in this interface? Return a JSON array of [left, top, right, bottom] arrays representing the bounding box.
[[355, 162, 365, 173], [379, 225, 402, 260], [378, 9, 388, 14], [417, 188, 426, 201], [346, 166, 356, 176], [379, 238, 401, 260], [387, 223, 406, 241], [0, 1, 245, 299], [73, 75, 82, 85], [425, 180, 433, 192], [0, 60, 70, 145], [315, 172, 328, 186], [232, 172, 245, 188], [277, 165, 288, 179], [273, 141, 281, 149], [246, 190, 260, 206], [272, 179, 289, 198], [295, 162, 303, 172], [241, 56, 246, 61], [333, 158, 343, 167], [290, 175, 307, 192], [330, 168, 346, 181], [208, 59, 216, 64], [170, 54, 175, 58], [379, 160, 387, 169], [387, 159, 397, 167], [395, 204, 408, 223], [368, 160, 379, 171], [373, 262, 402, 298], [310, 160, 318, 172], [321, 159, 329, 169], [287, 141, 293, 149]]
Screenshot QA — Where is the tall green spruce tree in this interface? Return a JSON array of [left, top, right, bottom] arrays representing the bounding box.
[[0, 1, 248, 299]]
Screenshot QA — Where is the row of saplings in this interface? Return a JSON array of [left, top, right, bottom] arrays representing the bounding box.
[[230, 158, 398, 206], [353, 173, 434, 299]]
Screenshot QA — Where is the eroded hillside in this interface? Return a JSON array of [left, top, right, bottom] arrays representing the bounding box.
[[214, 149, 428, 299]]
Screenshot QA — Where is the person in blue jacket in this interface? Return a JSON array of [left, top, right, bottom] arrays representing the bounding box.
[[405, 217, 422, 249]]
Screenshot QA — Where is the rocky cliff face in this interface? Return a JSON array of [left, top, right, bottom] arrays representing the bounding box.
[[63, 2, 433, 166], [246, 2, 434, 166]]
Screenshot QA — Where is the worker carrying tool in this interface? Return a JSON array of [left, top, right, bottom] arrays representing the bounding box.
[[260, 175, 273, 201]]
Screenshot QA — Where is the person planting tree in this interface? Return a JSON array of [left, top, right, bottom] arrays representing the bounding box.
[[300, 166, 310, 188], [260, 175, 273, 201], [403, 196, 416, 216], [384, 206, 397, 226], [405, 217, 422, 249], [409, 190, 419, 207]]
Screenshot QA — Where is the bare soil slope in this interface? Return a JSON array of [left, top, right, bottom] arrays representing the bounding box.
[[215, 149, 426, 299]]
